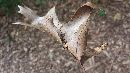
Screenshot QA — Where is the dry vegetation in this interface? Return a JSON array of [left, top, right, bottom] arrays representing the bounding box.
[[0, 0, 130, 73]]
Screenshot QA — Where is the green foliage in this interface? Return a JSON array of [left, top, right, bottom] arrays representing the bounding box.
[[35, 0, 46, 6], [129, 55, 130, 60], [98, 9, 105, 17], [91, 0, 99, 4], [0, 0, 22, 15]]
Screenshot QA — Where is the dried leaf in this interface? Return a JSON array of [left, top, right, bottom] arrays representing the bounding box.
[[113, 13, 121, 21], [63, 2, 94, 61], [13, 2, 107, 63], [14, 6, 62, 42]]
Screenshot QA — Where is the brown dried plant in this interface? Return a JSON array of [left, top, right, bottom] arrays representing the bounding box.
[[13, 2, 107, 65]]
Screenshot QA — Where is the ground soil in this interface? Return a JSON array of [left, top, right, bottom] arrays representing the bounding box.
[[0, 0, 130, 73]]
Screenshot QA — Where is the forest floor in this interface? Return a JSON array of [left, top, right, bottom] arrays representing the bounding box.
[[0, 0, 130, 73]]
